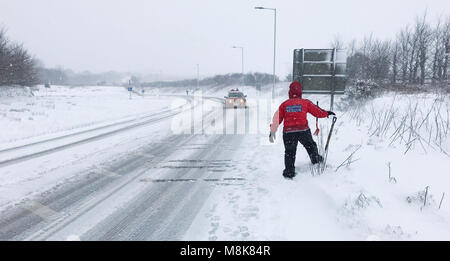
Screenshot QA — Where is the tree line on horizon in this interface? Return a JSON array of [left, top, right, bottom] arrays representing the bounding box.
[[141, 72, 279, 88], [337, 13, 449, 86]]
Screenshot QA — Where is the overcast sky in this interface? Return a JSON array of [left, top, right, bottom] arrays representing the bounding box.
[[0, 0, 448, 79]]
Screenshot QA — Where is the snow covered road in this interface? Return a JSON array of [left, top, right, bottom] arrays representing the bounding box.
[[0, 86, 251, 240], [0, 134, 245, 240]]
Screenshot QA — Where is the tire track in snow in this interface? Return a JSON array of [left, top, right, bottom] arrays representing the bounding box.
[[0, 135, 188, 240]]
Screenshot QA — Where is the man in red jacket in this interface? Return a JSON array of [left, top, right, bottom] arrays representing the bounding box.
[[269, 81, 335, 179]]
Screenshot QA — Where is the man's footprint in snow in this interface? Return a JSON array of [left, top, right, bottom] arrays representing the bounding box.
[[205, 203, 218, 218], [239, 206, 259, 221], [257, 187, 269, 195], [230, 226, 250, 239], [208, 218, 220, 241], [229, 195, 240, 204], [246, 165, 257, 171]]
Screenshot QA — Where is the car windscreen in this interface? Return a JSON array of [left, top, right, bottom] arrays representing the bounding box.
[[228, 92, 244, 98]]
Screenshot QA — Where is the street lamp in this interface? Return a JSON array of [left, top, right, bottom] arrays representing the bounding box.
[[197, 63, 204, 134], [255, 6, 277, 99], [232, 46, 244, 75], [196, 64, 200, 90]]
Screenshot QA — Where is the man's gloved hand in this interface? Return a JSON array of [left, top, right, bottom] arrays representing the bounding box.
[[327, 111, 336, 118], [269, 132, 276, 143]]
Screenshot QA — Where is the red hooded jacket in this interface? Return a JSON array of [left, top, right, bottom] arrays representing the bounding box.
[[270, 82, 329, 133]]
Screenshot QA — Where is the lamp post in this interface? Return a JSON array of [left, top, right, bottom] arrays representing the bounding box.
[[232, 46, 244, 86], [196, 64, 200, 90], [232, 46, 244, 74], [255, 6, 277, 99], [197, 64, 203, 134]]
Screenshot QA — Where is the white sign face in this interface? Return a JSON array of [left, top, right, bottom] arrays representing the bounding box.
[[293, 49, 347, 94]]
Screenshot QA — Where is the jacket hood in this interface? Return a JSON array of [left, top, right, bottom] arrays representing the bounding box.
[[289, 81, 302, 99]]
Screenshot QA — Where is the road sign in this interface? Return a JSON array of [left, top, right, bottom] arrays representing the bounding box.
[[292, 48, 347, 110], [128, 87, 133, 92], [293, 49, 347, 95]]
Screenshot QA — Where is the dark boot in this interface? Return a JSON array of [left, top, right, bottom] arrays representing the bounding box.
[[311, 154, 324, 165], [283, 169, 296, 179]]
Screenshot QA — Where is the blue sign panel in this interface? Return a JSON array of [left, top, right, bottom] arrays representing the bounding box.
[[286, 105, 302, 113]]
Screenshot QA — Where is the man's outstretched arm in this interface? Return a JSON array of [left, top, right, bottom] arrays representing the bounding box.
[[307, 100, 333, 118]]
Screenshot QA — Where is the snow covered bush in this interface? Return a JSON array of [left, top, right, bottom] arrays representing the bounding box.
[[345, 80, 379, 100], [0, 86, 36, 98], [338, 80, 380, 121]]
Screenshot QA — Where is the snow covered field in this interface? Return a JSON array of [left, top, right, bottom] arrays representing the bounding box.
[[0, 84, 449, 241], [0, 85, 176, 145]]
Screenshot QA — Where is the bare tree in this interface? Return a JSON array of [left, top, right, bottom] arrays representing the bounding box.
[[345, 12, 449, 87], [398, 26, 412, 83], [442, 18, 450, 81], [370, 39, 391, 81], [0, 28, 11, 85], [413, 13, 432, 85], [0, 27, 38, 87], [347, 39, 357, 57], [430, 17, 449, 84], [392, 41, 399, 84], [361, 34, 374, 79], [331, 34, 345, 50]]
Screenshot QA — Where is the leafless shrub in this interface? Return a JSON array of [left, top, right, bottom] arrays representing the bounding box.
[[343, 192, 383, 214], [406, 186, 436, 210], [311, 124, 326, 176], [335, 145, 362, 172], [351, 94, 450, 156], [439, 192, 445, 210], [387, 162, 397, 183]]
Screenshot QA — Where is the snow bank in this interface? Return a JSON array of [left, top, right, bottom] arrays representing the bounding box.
[[0, 86, 36, 98]]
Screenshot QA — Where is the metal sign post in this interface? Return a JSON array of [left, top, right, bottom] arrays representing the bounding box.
[[330, 48, 337, 111]]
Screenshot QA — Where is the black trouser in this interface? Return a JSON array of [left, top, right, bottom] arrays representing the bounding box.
[[283, 129, 322, 172]]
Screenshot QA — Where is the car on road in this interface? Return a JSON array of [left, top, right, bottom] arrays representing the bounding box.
[[224, 89, 247, 109]]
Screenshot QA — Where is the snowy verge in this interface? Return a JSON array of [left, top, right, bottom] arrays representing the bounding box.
[[0, 85, 182, 145], [185, 92, 450, 241]]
